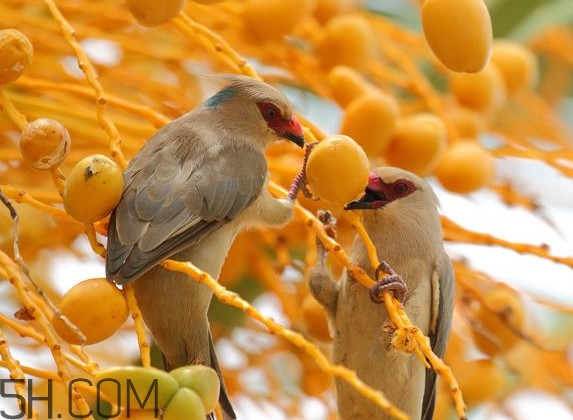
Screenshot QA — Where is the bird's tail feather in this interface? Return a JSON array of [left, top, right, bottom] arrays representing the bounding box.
[[161, 333, 236, 420], [208, 331, 237, 420]]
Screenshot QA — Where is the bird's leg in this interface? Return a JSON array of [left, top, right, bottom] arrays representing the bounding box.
[[287, 141, 318, 201], [369, 261, 408, 304]]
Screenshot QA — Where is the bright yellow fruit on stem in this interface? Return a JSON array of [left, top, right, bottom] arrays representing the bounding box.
[[471, 286, 525, 355], [169, 365, 220, 413], [95, 366, 179, 410], [0, 29, 33, 85], [163, 387, 206, 420], [126, 0, 187, 27], [490, 40, 538, 95], [301, 294, 332, 342], [52, 278, 129, 345], [341, 91, 399, 156], [450, 63, 507, 112], [244, 0, 314, 41], [434, 141, 495, 194], [317, 14, 376, 72], [449, 107, 486, 139], [455, 359, 507, 406], [384, 113, 447, 176], [422, 0, 492, 73], [63, 154, 124, 224], [313, 0, 360, 24], [19, 118, 71, 170], [306, 134, 370, 205], [327, 66, 372, 108]]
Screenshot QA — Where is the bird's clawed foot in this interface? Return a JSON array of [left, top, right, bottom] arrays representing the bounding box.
[[315, 210, 337, 268], [287, 141, 318, 201], [382, 321, 398, 335], [317, 209, 337, 239], [369, 261, 408, 304]]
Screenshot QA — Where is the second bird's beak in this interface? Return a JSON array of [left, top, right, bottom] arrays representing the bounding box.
[[344, 188, 386, 210], [344, 196, 372, 210], [282, 117, 305, 147]]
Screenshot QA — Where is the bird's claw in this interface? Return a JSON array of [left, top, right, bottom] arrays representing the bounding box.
[[369, 261, 408, 304], [317, 210, 337, 239], [382, 321, 398, 335], [315, 210, 337, 268]]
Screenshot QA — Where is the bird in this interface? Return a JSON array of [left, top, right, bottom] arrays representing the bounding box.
[[105, 75, 306, 419], [308, 166, 454, 420]]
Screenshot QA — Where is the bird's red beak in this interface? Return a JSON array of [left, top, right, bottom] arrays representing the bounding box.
[[281, 116, 305, 147]]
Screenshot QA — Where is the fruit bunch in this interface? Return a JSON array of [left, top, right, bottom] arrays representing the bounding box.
[[95, 365, 220, 419]]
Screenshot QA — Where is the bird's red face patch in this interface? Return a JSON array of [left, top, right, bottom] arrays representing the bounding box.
[[345, 173, 417, 210], [257, 102, 304, 147]]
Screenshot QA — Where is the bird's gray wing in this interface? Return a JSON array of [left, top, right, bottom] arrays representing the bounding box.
[[105, 141, 267, 284], [422, 255, 455, 420]]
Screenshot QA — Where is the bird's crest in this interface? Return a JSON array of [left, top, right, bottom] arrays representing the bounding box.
[[202, 74, 293, 118]]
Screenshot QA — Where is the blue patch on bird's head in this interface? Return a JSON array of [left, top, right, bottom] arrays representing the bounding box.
[[204, 86, 236, 109]]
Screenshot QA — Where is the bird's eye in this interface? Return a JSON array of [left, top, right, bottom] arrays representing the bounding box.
[[257, 102, 282, 122], [393, 180, 411, 196], [264, 107, 278, 120]]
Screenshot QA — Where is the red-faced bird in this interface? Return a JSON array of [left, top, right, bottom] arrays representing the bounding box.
[[309, 166, 454, 420]]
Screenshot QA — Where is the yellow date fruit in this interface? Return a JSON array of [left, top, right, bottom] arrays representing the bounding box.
[[449, 106, 486, 139], [384, 113, 447, 176], [341, 91, 399, 156], [115, 409, 161, 420], [306, 134, 370, 205], [169, 365, 220, 413], [434, 141, 495, 194], [163, 387, 206, 420], [472, 286, 525, 355], [52, 278, 129, 345], [449, 63, 506, 112], [63, 154, 124, 224], [313, 0, 360, 24], [490, 40, 538, 95], [127, 0, 187, 27], [317, 14, 376, 72], [327, 66, 372, 108], [422, 0, 492, 73], [244, 0, 314, 41], [0, 29, 33, 85], [455, 359, 507, 406], [301, 294, 331, 342], [19, 118, 71, 170], [95, 366, 180, 410]]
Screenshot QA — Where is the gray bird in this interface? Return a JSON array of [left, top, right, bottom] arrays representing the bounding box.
[[105, 75, 305, 419], [309, 166, 454, 420]]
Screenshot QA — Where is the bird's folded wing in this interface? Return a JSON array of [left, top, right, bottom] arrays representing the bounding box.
[[422, 256, 455, 420], [105, 142, 266, 284]]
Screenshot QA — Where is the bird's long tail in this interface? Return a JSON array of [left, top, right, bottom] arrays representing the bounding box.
[[208, 330, 236, 420], [162, 330, 236, 420]]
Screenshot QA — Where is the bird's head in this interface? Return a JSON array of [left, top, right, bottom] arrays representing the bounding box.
[[345, 167, 438, 212], [255, 101, 304, 147], [204, 75, 305, 148]]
